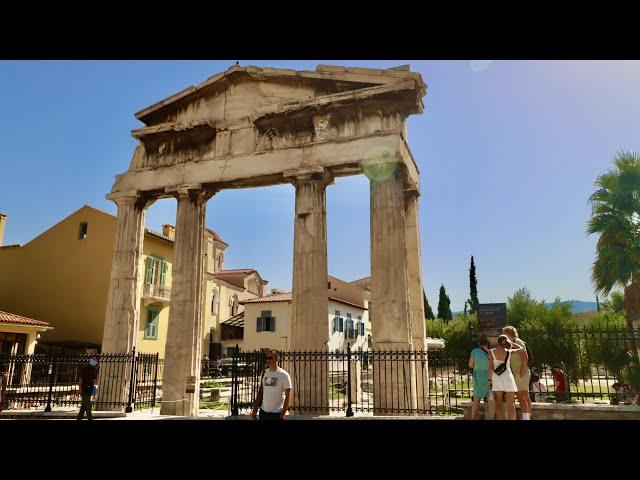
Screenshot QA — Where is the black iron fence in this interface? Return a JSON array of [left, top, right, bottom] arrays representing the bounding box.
[[228, 327, 640, 417], [0, 350, 160, 412], [229, 346, 466, 416]]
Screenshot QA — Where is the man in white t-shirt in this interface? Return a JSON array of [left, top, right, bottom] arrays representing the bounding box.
[[251, 350, 292, 420]]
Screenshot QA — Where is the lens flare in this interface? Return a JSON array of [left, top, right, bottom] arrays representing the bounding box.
[[361, 146, 399, 182], [469, 60, 494, 72]]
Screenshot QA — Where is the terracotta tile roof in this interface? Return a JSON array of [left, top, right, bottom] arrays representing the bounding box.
[[240, 291, 367, 311], [0, 310, 50, 328], [214, 269, 263, 288], [241, 292, 292, 304], [206, 228, 228, 246]]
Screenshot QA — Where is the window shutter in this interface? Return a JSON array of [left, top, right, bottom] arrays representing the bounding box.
[[270, 317, 276, 332], [332, 317, 337, 333], [257, 317, 264, 332], [145, 257, 154, 284], [339, 318, 344, 332], [160, 260, 168, 286]]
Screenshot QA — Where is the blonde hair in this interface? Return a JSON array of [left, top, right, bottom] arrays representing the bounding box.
[[502, 326, 518, 338]]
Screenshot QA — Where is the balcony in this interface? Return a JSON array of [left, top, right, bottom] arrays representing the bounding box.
[[142, 283, 171, 306]]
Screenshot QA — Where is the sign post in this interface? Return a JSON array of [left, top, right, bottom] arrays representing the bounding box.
[[477, 303, 507, 344]]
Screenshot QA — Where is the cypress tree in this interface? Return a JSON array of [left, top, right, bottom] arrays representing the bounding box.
[[438, 285, 453, 322], [469, 256, 479, 314], [424, 289, 435, 320]]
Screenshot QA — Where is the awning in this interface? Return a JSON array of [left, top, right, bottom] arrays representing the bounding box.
[[221, 311, 244, 328]]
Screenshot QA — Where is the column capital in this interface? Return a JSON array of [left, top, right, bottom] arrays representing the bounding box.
[[165, 184, 218, 202], [283, 167, 334, 187], [106, 190, 156, 210]]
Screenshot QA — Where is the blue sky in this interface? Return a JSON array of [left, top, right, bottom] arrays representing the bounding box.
[[1, 60, 639, 311]]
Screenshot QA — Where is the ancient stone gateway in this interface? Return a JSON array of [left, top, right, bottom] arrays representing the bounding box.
[[102, 64, 428, 416]]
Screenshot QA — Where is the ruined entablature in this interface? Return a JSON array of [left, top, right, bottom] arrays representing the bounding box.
[[112, 64, 426, 197]]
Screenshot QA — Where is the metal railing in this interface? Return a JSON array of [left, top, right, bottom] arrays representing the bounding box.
[[229, 345, 461, 417], [143, 283, 171, 300], [0, 351, 160, 412]]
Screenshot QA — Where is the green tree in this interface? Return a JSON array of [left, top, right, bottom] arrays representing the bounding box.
[[423, 289, 435, 320], [506, 287, 547, 330], [468, 256, 479, 314], [602, 291, 625, 314], [425, 315, 476, 371], [587, 151, 640, 358], [585, 310, 629, 380], [437, 285, 452, 321]]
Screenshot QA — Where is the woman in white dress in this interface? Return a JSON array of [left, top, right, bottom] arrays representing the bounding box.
[[488, 334, 522, 420]]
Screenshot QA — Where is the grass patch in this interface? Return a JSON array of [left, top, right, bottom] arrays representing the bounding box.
[[201, 380, 224, 389], [200, 400, 228, 410]]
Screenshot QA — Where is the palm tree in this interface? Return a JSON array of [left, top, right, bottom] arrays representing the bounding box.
[[587, 151, 640, 358]]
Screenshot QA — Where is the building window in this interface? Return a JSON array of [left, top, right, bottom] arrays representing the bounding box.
[[145, 308, 160, 339], [230, 294, 239, 316], [211, 288, 218, 315], [256, 310, 275, 332], [78, 222, 88, 240], [358, 322, 365, 336], [345, 315, 356, 340], [145, 255, 167, 287], [218, 253, 224, 270], [227, 346, 238, 357]]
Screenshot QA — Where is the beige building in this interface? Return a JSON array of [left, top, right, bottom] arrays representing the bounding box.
[[240, 276, 371, 353], [0, 206, 265, 357]]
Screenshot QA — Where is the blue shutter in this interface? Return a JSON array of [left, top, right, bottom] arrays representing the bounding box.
[[145, 257, 154, 284], [270, 317, 276, 332], [160, 260, 167, 286], [257, 317, 264, 332]]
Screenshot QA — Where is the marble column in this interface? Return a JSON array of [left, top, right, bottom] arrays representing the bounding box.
[[286, 167, 333, 415], [99, 193, 151, 409], [161, 186, 213, 416], [366, 160, 416, 414], [405, 188, 429, 411]]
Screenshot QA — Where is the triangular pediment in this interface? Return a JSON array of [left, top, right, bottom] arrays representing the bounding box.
[[134, 64, 426, 128]]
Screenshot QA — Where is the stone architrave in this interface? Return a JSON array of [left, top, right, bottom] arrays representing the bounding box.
[[286, 167, 333, 415], [405, 188, 429, 411], [366, 160, 417, 414], [99, 192, 151, 409], [160, 186, 213, 416]]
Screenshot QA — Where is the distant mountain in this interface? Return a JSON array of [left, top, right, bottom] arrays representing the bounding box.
[[544, 300, 597, 314], [452, 300, 598, 317]]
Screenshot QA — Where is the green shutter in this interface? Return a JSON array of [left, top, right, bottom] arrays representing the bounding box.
[[270, 317, 276, 332], [160, 260, 168, 286], [145, 257, 154, 284], [257, 317, 264, 332]]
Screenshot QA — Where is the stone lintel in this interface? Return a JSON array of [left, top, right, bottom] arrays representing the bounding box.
[[109, 133, 404, 195]]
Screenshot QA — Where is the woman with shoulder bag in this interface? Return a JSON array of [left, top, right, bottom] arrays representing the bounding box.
[[488, 334, 521, 420]]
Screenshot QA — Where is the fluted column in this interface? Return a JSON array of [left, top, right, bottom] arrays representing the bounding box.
[[100, 192, 152, 409], [285, 167, 333, 415], [366, 160, 416, 414], [405, 188, 429, 411], [161, 186, 213, 416]]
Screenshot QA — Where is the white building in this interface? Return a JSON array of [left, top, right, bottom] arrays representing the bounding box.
[[239, 276, 371, 353]]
